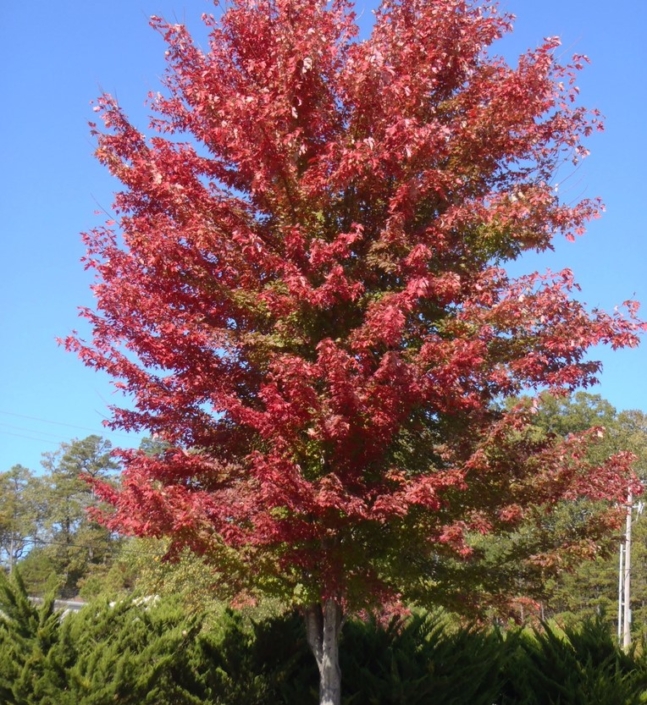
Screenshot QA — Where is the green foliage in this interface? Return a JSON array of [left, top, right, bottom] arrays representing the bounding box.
[[0, 466, 42, 571], [0, 569, 314, 705], [11, 436, 122, 599], [339, 612, 506, 705], [531, 392, 617, 444], [35, 436, 120, 598], [15, 547, 61, 597], [500, 618, 647, 705], [8, 400, 647, 701], [0, 570, 64, 705], [497, 393, 647, 635], [4, 573, 647, 705], [197, 609, 318, 704], [0, 569, 209, 705], [111, 537, 228, 616], [58, 596, 206, 704]]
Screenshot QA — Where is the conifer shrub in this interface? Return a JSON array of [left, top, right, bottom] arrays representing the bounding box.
[[498, 617, 647, 705], [0, 570, 67, 705], [339, 611, 506, 705], [0, 570, 314, 704], [59, 596, 206, 704], [195, 609, 318, 704], [0, 571, 208, 704], [4, 567, 647, 704]]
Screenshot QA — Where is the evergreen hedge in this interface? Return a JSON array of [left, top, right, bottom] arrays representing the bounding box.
[[3, 570, 647, 704]]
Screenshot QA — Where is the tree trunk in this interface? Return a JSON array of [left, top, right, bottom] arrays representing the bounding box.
[[9, 535, 15, 574], [305, 599, 343, 705]]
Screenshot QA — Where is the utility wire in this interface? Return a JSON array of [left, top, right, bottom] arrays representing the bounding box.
[[0, 410, 135, 439], [0, 430, 62, 446], [0, 423, 70, 441]]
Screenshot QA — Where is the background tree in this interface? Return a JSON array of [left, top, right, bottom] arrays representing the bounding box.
[[526, 398, 647, 632], [66, 0, 644, 702], [0, 466, 41, 572], [19, 436, 120, 598]]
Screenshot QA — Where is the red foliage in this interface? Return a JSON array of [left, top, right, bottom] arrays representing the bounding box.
[[68, 0, 643, 611]]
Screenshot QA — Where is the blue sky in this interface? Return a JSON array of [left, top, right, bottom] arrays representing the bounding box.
[[1, 0, 645, 473]]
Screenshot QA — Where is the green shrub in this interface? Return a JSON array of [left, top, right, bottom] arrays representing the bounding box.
[[0, 570, 66, 705], [499, 617, 647, 705], [4, 568, 647, 705], [60, 597, 206, 704], [339, 611, 508, 705], [195, 609, 317, 704], [0, 571, 207, 704]]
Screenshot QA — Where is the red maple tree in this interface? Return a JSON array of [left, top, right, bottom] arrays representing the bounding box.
[[67, 1, 643, 702]]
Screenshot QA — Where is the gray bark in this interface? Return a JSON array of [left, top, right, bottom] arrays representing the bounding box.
[[305, 599, 343, 705]]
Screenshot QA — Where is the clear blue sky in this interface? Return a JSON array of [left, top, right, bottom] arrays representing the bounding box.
[[1, 0, 645, 473]]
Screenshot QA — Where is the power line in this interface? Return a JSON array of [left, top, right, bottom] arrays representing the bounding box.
[[0, 430, 61, 446], [0, 410, 136, 439], [0, 423, 70, 441]]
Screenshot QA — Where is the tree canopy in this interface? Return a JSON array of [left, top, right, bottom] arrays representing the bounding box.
[[4, 437, 120, 599], [64, 0, 644, 701]]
